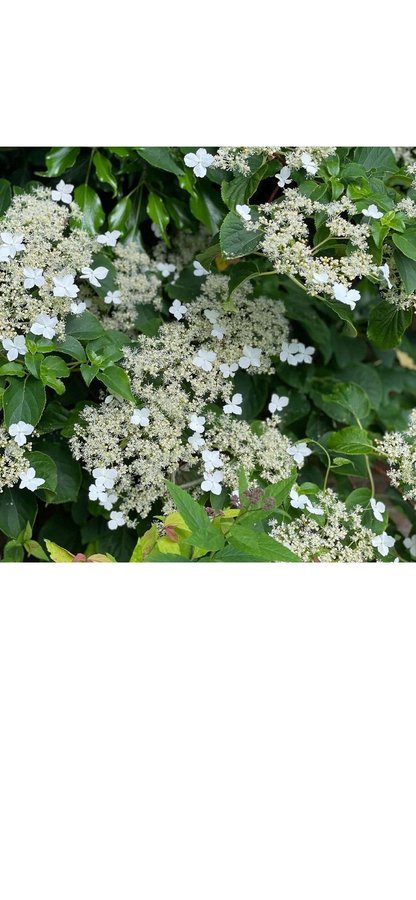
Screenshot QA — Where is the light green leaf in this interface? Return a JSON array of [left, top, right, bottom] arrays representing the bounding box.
[[96, 366, 136, 403], [220, 211, 263, 259]]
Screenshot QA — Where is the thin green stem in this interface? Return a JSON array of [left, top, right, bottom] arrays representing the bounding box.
[[355, 416, 375, 497]]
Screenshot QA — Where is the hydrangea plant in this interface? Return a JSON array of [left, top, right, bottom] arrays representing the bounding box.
[[1, 145, 416, 562]]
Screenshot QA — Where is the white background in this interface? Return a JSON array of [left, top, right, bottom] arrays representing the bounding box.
[[1, 3, 416, 895]]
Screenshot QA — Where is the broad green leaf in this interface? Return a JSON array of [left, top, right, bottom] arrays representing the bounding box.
[[86, 334, 125, 368], [3, 540, 25, 562], [3, 375, 46, 427], [353, 147, 397, 172], [74, 184, 105, 234], [130, 525, 159, 561], [392, 229, 416, 261], [42, 146, 80, 177], [0, 487, 37, 539], [394, 249, 416, 293], [136, 147, 183, 176], [227, 526, 300, 561], [25, 451, 58, 493], [0, 178, 12, 214], [135, 305, 163, 337], [166, 481, 224, 551], [37, 441, 82, 504], [327, 426, 375, 455], [92, 150, 117, 196], [190, 183, 226, 235], [367, 301, 412, 349], [147, 192, 170, 243], [345, 488, 371, 511], [96, 365, 136, 403], [53, 335, 86, 362], [65, 311, 105, 341], [263, 472, 297, 506], [45, 540, 75, 562], [108, 196, 133, 233], [40, 355, 70, 394], [221, 165, 267, 209], [220, 211, 263, 259]]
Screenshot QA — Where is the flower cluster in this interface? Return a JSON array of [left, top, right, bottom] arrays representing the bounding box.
[[377, 410, 416, 502], [0, 425, 29, 492]]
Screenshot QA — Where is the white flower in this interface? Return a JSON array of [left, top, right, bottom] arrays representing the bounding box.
[[89, 483, 106, 503], [193, 348, 216, 372], [130, 407, 150, 426], [8, 420, 34, 447], [19, 467, 45, 492], [332, 282, 361, 310], [238, 345, 262, 369], [372, 531, 395, 557], [53, 273, 79, 299], [92, 467, 118, 490], [295, 343, 315, 365], [99, 491, 118, 511], [188, 414, 205, 434], [404, 535, 416, 558], [30, 313, 58, 340], [193, 260, 208, 277], [362, 204, 383, 219], [108, 510, 126, 530], [300, 152, 318, 176], [280, 341, 302, 366], [307, 501, 324, 515], [204, 308, 219, 324], [236, 204, 251, 221], [269, 393, 289, 414], [211, 325, 225, 340], [379, 263, 392, 290], [70, 301, 87, 315], [23, 267, 44, 289], [51, 180, 73, 204], [188, 433, 205, 450], [275, 166, 292, 188], [287, 443, 312, 466], [156, 261, 176, 278], [80, 266, 108, 287], [104, 290, 121, 305], [370, 498, 385, 522], [0, 244, 11, 262], [313, 269, 329, 284], [96, 230, 121, 247], [289, 487, 311, 510], [201, 469, 224, 495], [184, 148, 214, 178], [2, 335, 27, 361], [1, 231, 24, 258], [151, 222, 161, 238], [219, 362, 238, 378], [169, 299, 187, 320], [223, 393, 243, 415], [202, 449, 223, 472]]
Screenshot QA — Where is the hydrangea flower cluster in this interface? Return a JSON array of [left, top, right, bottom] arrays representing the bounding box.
[[377, 410, 416, 502]]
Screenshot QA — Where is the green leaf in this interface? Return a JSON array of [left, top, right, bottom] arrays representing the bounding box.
[[327, 426, 375, 455], [0, 178, 12, 214], [322, 382, 371, 420], [53, 335, 86, 363], [65, 311, 105, 341], [190, 183, 227, 235], [42, 146, 80, 177], [227, 526, 300, 561], [74, 184, 105, 234], [392, 229, 416, 261], [263, 472, 297, 506], [38, 400, 70, 434], [394, 249, 416, 293], [96, 366, 136, 403], [134, 305, 163, 337], [25, 451, 58, 494], [345, 488, 371, 511], [37, 440, 82, 503], [367, 301, 412, 349], [234, 371, 269, 421], [147, 192, 170, 243], [3, 540, 25, 562], [220, 211, 263, 259], [3, 375, 46, 427], [24, 540, 49, 561], [353, 147, 397, 172], [40, 355, 70, 394], [136, 147, 183, 176], [221, 166, 267, 209], [166, 481, 224, 551], [108, 196, 133, 233], [92, 150, 118, 196], [80, 364, 99, 386], [0, 487, 37, 539], [0, 362, 25, 377]]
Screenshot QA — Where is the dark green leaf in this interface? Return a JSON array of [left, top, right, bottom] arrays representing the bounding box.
[[3, 376, 46, 427], [0, 487, 37, 539], [74, 184, 105, 234], [220, 211, 263, 259], [136, 147, 183, 176], [96, 366, 136, 403], [227, 526, 300, 561], [92, 150, 117, 196], [42, 147, 80, 177], [367, 301, 412, 349]]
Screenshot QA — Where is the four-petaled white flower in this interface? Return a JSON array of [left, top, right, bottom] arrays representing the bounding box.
[[287, 442, 312, 466], [211, 325, 225, 340], [23, 267, 44, 289], [156, 261, 176, 278], [204, 308, 219, 324], [332, 282, 361, 310], [51, 180, 74, 204], [70, 301, 87, 315], [202, 449, 223, 472], [223, 393, 243, 415], [280, 341, 302, 366], [19, 467, 45, 492], [8, 420, 34, 446], [313, 270, 329, 284], [189, 414, 205, 434], [130, 407, 150, 426], [30, 313, 58, 339], [290, 487, 311, 510], [184, 148, 214, 178], [108, 510, 126, 530], [2, 335, 27, 361], [80, 266, 108, 287], [295, 342, 315, 364], [372, 531, 395, 557], [269, 393, 289, 414], [236, 204, 251, 221], [53, 273, 79, 299], [169, 299, 187, 320], [300, 152, 318, 175], [404, 534, 416, 558], [193, 260, 208, 277], [92, 467, 118, 490], [104, 290, 121, 305], [1, 231, 25, 258], [379, 263, 392, 290], [89, 483, 106, 503], [238, 345, 261, 369], [219, 362, 238, 378], [370, 498, 385, 522], [201, 469, 224, 495], [362, 204, 383, 219], [276, 166, 292, 188], [193, 348, 216, 372], [96, 230, 121, 247], [100, 491, 118, 511], [188, 433, 205, 450]]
